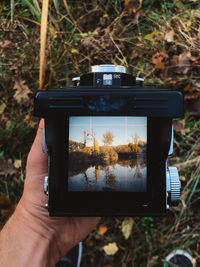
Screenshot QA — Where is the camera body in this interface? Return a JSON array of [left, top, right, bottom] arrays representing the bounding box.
[[34, 65, 183, 216]]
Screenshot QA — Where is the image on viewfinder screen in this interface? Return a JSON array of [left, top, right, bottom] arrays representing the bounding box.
[[68, 116, 147, 192]]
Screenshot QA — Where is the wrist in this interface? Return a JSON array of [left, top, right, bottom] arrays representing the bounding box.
[[0, 202, 59, 267]]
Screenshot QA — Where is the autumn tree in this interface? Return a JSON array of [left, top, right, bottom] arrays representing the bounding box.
[[93, 138, 100, 153], [132, 133, 140, 153], [102, 130, 114, 146]]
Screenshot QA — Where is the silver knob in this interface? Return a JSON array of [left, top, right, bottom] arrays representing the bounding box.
[[167, 167, 181, 206], [44, 176, 49, 195], [91, 64, 126, 73]]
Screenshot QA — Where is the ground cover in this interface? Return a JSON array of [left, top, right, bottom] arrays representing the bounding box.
[[0, 0, 200, 266]]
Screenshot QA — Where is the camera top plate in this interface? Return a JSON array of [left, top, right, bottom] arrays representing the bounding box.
[[34, 86, 183, 118]]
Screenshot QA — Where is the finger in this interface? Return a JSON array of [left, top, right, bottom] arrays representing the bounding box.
[[26, 119, 48, 177]]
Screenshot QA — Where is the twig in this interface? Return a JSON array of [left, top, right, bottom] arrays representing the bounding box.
[[175, 156, 200, 170]]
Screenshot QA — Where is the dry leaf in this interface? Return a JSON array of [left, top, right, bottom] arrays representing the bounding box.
[[144, 31, 160, 40], [71, 48, 79, 54], [173, 120, 190, 135], [103, 242, 119, 255], [14, 159, 22, 169], [0, 103, 6, 114], [13, 79, 31, 103], [24, 114, 37, 128], [177, 52, 191, 74], [152, 52, 169, 69], [98, 224, 108, 235], [124, 0, 143, 13], [165, 29, 175, 42], [179, 175, 186, 182], [184, 83, 193, 92], [188, 98, 200, 116], [121, 218, 134, 240], [0, 157, 17, 176], [0, 40, 13, 50]]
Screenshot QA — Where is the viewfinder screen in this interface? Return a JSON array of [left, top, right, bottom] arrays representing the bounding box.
[[68, 117, 147, 192]]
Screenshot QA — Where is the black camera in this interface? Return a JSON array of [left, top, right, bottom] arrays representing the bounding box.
[[34, 65, 183, 216]]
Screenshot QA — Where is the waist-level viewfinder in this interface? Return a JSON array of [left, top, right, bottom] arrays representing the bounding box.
[[34, 64, 183, 216]]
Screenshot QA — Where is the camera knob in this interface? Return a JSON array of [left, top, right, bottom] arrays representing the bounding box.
[[91, 64, 126, 73], [167, 167, 181, 206]]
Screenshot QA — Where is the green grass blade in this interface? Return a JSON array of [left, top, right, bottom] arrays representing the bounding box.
[[53, 0, 60, 15], [23, 0, 41, 20], [32, 0, 41, 13]]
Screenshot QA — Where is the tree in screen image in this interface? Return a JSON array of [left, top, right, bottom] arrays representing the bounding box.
[[102, 130, 114, 146]]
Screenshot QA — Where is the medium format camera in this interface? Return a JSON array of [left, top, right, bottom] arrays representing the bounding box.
[[34, 64, 183, 216]]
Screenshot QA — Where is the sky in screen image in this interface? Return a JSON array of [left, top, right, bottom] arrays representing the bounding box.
[[69, 116, 147, 146]]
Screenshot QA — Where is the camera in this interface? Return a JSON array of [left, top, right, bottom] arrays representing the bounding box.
[[34, 64, 183, 216]]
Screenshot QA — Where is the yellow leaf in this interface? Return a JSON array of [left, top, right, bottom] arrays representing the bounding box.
[[144, 31, 160, 40], [155, 62, 165, 69], [14, 159, 22, 169], [39, 0, 49, 90], [121, 218, 134, 240], [71, 48, 79, 54], [0, 103, 6, 115], [98, 224, 108, 235], [103, 242, 119, 255]]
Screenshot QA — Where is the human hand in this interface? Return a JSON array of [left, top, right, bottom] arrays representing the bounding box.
[[0, 119, 100, 267]]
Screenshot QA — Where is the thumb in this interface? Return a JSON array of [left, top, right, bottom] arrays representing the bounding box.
[[26, 119, 48, 177]]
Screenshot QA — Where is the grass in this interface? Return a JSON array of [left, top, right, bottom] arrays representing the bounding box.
[[0, 0, 200, 266]]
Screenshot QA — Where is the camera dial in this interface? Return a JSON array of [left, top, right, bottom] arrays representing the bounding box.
[[73, 64, 144, 86], [91, 64, 126, 73], [167, 167, 181, 206]]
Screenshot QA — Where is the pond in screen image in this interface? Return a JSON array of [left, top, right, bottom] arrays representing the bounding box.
[[68, 116, 147, 192]]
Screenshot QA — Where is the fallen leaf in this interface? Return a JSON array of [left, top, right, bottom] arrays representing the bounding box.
[[24, 114, 37, 128], [14, 159, 22, 169], [13, 79, 31, 103], [164, 52, 191, 78], [188, 98, 200, 116], [184, 83, 193, 92], [152, 52, 169, 69], [177, 52, 191, 74], [121, 217, 134, 240], [180, 175, 186, 182], [0, 103, 6, 114], [71, 48, 79, 54], [103, 242, 119, 255], [144, 31, 160, 40], [98, 224, 108, 235], [124, 0, 143, 13], [173, 120, 190, 135], [0, 157, 17, 176], [165, 29, 175, 42], [0, 40, 13, 50]]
